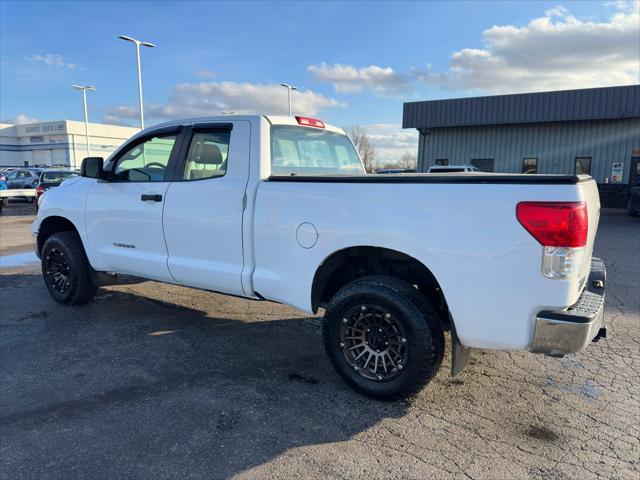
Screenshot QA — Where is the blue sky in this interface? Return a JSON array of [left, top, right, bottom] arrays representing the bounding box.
[[1, 0, 638, 161]]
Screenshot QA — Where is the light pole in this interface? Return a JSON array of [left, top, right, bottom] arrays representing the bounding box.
[[279, 83, 298, 116], [118, 35, 155, 129], [72, 84, 96, 158]]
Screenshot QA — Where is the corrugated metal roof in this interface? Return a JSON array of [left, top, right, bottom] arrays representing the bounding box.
[[403, 85, 640, 129]]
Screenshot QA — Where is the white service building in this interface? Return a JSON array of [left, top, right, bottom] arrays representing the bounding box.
[[0, 120, 140, 169]]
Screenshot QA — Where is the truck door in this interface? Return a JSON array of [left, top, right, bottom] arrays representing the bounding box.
[[162, 121, 251, 296], [85, 126, 184, 282]]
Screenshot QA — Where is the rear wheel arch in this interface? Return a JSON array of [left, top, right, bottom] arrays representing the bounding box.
[[311, 246, 450, 328]]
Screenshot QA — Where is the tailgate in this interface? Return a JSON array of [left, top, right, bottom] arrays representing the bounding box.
[[579, 179, 601, 290]]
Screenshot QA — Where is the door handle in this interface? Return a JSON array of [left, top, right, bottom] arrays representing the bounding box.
[[141, 193, 162, 202]]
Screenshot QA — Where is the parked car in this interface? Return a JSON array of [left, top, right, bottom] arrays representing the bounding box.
[[427, 165, 480, 173], [0, 172, 6, 213], [36, 169, 78, 207], [33, 115, 606, 400], [5, 168, 42, 188], [4, 168, 42, 202]]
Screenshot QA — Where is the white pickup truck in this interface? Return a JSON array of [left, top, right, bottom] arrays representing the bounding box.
[[33, 115, 607, 400]]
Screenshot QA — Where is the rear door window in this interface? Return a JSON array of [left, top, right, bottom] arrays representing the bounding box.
[[181, 130, 231, 181]]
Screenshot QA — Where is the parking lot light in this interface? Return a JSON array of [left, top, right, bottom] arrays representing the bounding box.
[[118, 35, 155, 129], [71, 84, 96, 158], [279, 83, 298, 117]]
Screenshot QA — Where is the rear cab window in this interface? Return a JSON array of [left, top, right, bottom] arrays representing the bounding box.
[[270, 126, 365, 176]]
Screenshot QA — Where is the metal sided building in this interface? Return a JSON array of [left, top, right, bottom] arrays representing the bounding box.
[[403, 85, 640, 207]]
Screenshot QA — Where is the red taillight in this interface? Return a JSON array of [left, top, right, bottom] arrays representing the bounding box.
[[516, 201, 588, 247], [296, 116, 325, 128], [36, 185, 45, 196]]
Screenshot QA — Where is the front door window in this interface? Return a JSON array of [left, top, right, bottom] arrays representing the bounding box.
[[112, 135, 178, 182]]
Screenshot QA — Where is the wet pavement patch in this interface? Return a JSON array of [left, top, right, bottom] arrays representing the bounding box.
[[288, 372, 319, 384], [527, 425, 559, 441]]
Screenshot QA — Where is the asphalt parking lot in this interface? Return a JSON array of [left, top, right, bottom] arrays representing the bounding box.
[[1, 206, 638, 480]]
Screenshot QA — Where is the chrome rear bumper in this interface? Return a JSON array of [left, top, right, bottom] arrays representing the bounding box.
[[531, 257, 606, 355]]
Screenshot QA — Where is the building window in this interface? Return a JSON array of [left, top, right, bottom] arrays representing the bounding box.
[[522, 158, 538, 174], [30, 136, 44, 143], [575, 157, 592, 175], [435, 159, 449, 166], [471, 159, 494, 172]]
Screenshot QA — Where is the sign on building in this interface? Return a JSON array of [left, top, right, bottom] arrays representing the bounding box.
[[610, 162, 624, 183]]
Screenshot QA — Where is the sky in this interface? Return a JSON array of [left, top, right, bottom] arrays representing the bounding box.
[[1, 0, 638, 164]]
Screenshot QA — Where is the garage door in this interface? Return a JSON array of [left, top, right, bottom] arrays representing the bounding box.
[[32, 149, 53, 167]]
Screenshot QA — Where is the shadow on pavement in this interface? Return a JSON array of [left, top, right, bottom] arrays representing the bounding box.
[[0, 273, 409, 479], [0, 199, 37, 216]]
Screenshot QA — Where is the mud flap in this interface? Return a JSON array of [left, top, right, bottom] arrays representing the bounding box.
[[451, 318, 471, 376]]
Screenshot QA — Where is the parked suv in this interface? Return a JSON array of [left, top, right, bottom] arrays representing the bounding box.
[[36, 169, 78, 209], [4, 168, 42, 203]]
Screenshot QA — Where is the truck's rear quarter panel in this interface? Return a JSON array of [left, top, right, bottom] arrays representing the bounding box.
[[252, 177, 599, 351]]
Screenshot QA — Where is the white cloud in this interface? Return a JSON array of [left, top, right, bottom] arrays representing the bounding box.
[[544, 5, 569, 17], [107, 81, 343, 122], [365, 124, 418, 167], [419, 3, 640, 92], [102, 114, 135, 127], [309, 4, 638, 97], [27, 54, 77, 70], [308, 63, 410, 95], [2, 114, 39, 125], [196, 70, 217, 78]]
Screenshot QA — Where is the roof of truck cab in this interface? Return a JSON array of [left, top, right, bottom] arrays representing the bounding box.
[[148, 115, 263, 130], [264, 116, 344, 134], [144, 115, 343, 134]]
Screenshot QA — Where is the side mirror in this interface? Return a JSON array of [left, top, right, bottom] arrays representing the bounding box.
[[80, 157, 104, 179]]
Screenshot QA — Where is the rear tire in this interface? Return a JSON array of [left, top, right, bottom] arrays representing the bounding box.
[[323, 275, 445, 401], [41, 231, 97, 305]]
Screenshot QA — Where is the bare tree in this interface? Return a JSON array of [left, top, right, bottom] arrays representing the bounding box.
[[379, 151, 417, 171], [397, 151, 416, 169], [344, 125, 375, 173]]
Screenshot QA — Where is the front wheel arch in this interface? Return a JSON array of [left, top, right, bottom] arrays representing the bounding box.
[[37, 216, 81, 257]]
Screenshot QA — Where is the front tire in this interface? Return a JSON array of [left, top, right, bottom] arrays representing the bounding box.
[[41, 231, 97, 305], [323, 276, 445, 401]]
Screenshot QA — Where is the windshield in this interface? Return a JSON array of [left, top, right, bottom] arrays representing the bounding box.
[[41, 171, 78, 182], [271, 126, 365, 175]]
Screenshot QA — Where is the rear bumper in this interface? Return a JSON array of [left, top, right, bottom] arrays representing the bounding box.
[[531, 257, 606, 355]]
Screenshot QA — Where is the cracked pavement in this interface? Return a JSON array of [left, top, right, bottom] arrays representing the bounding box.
[[0, 209, 638, 479]]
